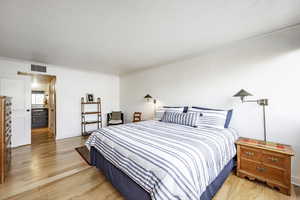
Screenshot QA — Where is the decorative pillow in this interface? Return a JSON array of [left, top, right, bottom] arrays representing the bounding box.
[[154, 109, 167, 121], [161, 111, 199, 127], [154, 106, 187, 121], [191, 107, 233, 128], [188, 107, 229, 129]]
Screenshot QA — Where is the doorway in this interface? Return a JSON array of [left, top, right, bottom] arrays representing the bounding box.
[[18, 72, 56, 145]]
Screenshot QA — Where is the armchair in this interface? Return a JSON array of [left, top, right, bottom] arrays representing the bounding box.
[[107, 112, 124, 126]]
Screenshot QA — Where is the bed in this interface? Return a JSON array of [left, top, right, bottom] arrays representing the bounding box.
[[86, 120, 238, 200]]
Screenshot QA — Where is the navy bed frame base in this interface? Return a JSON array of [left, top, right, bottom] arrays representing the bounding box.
[[90, 147, 235, 200]]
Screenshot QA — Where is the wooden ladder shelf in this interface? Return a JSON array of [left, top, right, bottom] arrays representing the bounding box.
[[81, 97, 102, 136]]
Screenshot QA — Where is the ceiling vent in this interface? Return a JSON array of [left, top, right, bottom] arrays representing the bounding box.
[[31, 64, 47, 73]]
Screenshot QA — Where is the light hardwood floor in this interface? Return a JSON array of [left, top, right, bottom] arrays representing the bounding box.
[[0, 135, 298, 200], [31, 128, 54, 145]]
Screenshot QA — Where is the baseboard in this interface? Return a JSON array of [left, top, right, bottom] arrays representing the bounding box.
[[56, 134, 81, 140], [292, 176, 300, 186]]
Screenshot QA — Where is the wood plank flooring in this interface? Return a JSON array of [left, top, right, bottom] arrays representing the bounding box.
[[0, 135, 299, 200], [31, 128, 54, 145]]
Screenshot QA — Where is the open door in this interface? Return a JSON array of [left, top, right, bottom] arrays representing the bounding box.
[[17, 72, 57, 145], [0, 76, 31, 147], [48, 77, 56, 138]]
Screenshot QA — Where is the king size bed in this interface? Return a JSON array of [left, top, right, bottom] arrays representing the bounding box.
[[86, 119, 238, 200]]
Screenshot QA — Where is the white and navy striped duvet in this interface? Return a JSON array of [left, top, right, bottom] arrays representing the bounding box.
[[86, 120, 238, 200]]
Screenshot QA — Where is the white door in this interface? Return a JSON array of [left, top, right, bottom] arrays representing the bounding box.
[[0, 76, 31, 147]]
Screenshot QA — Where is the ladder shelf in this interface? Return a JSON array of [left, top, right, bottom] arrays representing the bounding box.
[[81, 97, 102, 136]]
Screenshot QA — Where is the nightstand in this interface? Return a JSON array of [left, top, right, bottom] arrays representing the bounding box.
[[235, 137, 295, 195]]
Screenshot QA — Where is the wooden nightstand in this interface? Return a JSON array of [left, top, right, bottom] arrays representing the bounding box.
[[235, 137, 295, 195]]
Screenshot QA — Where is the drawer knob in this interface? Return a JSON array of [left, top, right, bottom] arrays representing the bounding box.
[[256, 167, 266, 172], [268, 157, 279, 162], [245, 151, 254, 156]]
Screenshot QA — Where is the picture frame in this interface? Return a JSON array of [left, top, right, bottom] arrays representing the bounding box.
[[86, 93, 94, 102]]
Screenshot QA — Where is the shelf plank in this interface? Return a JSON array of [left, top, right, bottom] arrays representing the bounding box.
[[82, 112, 101, 115], [82, 121, 101, 125], [81, 102, 100, 104]]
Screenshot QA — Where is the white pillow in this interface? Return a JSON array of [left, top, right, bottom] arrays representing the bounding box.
[[188, 107, 227, 129]]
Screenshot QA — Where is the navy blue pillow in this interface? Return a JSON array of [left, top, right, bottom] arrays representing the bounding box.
[[183, 106, 188, 113], [225, 110, 233, 128], [191, 106, 233, 128]]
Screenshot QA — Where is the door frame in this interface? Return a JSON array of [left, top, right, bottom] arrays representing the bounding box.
[[17, 71, 57, 140]]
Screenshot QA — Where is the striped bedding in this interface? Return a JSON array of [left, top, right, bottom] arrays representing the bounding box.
[[86, 120, 238, 200]]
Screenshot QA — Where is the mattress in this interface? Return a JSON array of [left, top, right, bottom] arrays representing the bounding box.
[[86, 120, 238, 200]]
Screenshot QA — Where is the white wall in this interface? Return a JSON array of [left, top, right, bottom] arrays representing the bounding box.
[[120, 26, 300, 185], [0, 58, 120, 143]]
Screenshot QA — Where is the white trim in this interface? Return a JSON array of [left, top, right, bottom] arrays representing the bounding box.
[[292, 176, 300, 186]]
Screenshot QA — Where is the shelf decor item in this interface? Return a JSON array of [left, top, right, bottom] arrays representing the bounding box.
[[81, 97, 102, 136], [233, 89, 268, 142], [86, 93, 94, 102]]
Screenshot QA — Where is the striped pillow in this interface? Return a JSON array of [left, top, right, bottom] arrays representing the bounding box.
[[161, 111, 199, 127], [154, 106, 186, 121], [188, 107, 227, 129], [192, 106, 233, 128]]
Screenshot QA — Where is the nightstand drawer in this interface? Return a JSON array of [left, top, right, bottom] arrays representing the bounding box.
[[240, 158, 286, 185], [262, 151, 286, 169], [240, 146, 261, 161], [263, 165, 287, 185], [240, 158, 264, 178]]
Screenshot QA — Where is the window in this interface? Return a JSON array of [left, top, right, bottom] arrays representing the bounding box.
[[32, 91, 45, 105]]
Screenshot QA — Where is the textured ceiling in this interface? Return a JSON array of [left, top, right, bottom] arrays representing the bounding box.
[[0, 0, 300, 74]]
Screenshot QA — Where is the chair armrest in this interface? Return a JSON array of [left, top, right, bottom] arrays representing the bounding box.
[[121, 113, 124, 124], [107, 113, 111, 125]]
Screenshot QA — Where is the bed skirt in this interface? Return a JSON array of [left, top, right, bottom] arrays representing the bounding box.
[[90, 147, 235, 200]]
